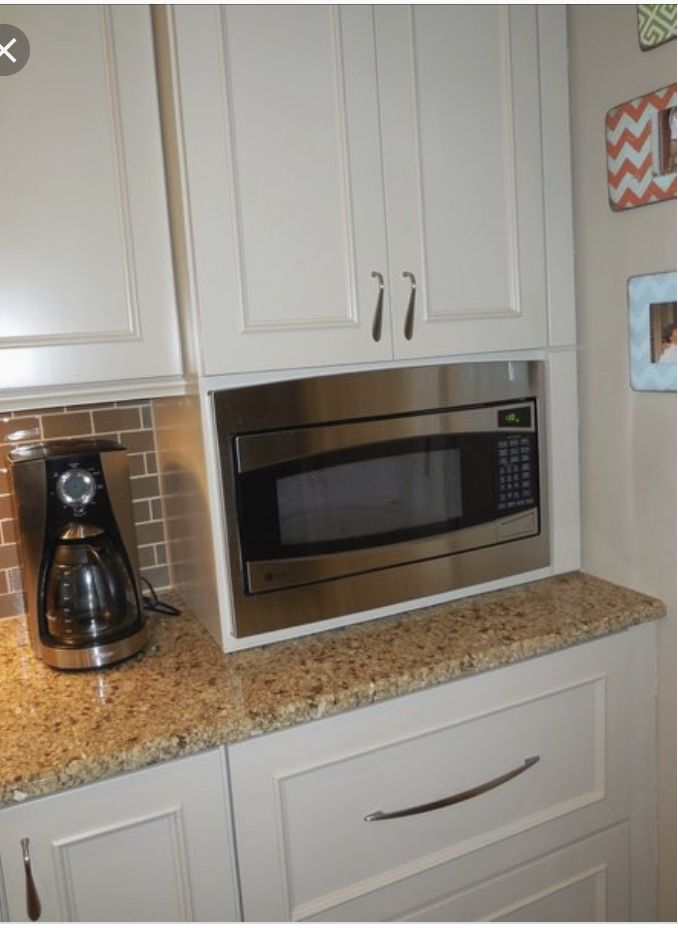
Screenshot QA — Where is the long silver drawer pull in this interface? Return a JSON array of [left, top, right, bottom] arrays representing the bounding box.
[[402, 271, 417, 340], [21, 838, 42, 921], [370, 271, 384, 342], [364, 755, 540, 822]]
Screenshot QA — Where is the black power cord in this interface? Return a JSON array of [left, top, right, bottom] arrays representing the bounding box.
[[140, 576, 181, 616]]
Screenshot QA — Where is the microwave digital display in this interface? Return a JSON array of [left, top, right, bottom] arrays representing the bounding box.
[[497, 405, 532, 429]]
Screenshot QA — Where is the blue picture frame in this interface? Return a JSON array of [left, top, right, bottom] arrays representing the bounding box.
[[628, 271, 677, 392]]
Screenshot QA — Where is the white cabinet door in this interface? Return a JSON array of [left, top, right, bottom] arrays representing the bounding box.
[[163, 5, 557, 377], [0, 751, 239, 922], [377, 5, 548, 358], [166, 5, 391, 375], [0, 5, 181, 396]]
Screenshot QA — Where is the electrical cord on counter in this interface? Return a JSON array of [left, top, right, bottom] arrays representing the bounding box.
[[140, 576, 182, 616]]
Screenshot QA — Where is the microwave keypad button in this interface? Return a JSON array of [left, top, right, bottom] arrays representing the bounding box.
[[497, 435, 536, 513]]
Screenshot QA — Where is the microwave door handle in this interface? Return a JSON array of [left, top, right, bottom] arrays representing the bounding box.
[[235, 403, 535, 473]]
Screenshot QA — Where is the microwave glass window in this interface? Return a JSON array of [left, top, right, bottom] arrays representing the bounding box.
[[236, 433, 500, 561], [276, 446, 463, 547]]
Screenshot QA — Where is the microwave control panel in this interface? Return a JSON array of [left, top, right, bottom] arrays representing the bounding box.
[[496, 434, 537, 513]]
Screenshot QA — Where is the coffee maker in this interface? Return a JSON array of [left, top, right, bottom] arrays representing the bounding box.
[[9, 439, 148, 669]]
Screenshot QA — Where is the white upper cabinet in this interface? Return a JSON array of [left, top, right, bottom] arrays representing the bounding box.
[[160, 5, 568, 376], [0, 6, 181, 400], [163, 5, 391, 375], [377, 6, 547, 357]]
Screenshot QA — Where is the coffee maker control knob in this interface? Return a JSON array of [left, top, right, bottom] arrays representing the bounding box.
[[56, 468, 97, 512]]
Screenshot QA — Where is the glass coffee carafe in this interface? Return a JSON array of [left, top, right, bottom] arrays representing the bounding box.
[[44, 524, 139, 647]]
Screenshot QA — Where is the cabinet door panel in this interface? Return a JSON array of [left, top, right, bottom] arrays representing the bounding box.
[[0, 5, 180, 392], [173, 5, 391, 374], [377, 5, 547, 357], [1, 8, 129, 341], [0, 751, 238, 922]]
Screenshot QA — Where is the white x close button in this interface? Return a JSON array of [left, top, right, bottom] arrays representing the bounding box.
[[0, 25, 29, 75]]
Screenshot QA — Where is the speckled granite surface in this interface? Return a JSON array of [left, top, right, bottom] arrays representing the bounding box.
[[0, 571, 664, 809]]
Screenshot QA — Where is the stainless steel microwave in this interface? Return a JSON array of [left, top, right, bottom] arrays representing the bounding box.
[[213, 361, 549, 638]]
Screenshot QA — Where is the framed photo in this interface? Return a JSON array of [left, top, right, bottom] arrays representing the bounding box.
[[637, 4, 677, 50], [606, 83, 676, 210], [628, 271, 677, 392]]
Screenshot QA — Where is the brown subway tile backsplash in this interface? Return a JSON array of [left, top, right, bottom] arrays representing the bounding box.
[[133, 499, 152, 524], [139, 565, 170, 591], [141, 405, 153, 430], [130, 474, 161, 501], [0, 417, 41, 444], [128, 454, 148, 479], [120, 430, 156, 454], [136, 521, 166, 547], [0, 400, 170, 620], [1, 520, 15, 545], [92, 406, 142, 434], [41, 410, 94, 439], [0, 591, 24, 619], [7, 568, 21, 593], [0, 545, 19, 571]]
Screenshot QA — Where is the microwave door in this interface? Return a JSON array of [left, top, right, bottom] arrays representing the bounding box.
[[234, 423, 539, 595]]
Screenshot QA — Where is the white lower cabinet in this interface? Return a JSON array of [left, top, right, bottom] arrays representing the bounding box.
[[0, 750, 239, 923], [228, 625, 657, 922], [0, 626, 658, 922]]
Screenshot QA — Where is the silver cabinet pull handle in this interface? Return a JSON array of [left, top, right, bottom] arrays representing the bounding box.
[[364, 755, 540, 822], [21, 839, 42, 921], [402, 271, 416, 340], [370, 271, 384, 342]]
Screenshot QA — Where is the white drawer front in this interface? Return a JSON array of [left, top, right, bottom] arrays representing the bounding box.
[[313, 822, 629, 922], [274, 676, 604, 916], [229, 627, 656, 922]]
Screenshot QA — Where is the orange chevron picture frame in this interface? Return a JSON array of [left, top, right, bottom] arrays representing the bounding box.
[[606, 83, 677, 211]]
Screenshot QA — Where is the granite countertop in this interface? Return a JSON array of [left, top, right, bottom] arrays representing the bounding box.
[[0, 571, 665, 810]]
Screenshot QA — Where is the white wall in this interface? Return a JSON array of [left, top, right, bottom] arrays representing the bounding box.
[[568, 6, 676, 920]]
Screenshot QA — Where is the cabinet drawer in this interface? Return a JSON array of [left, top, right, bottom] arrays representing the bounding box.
[[229, 629, 652, 921], [269, 677, 603, 916], [314, 823, 630, 922]]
